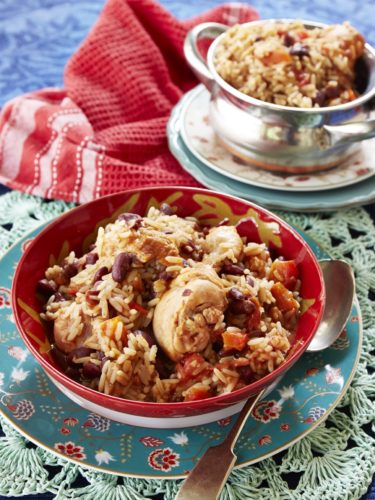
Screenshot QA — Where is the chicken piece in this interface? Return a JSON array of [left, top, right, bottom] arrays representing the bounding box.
[[203, 226, 243, 267], [153, 269, 227, 361], [53, 309, 91, 353], [172, 263, 224, 288], [137, 231, 179, 264], [113, 229, 178, 265]]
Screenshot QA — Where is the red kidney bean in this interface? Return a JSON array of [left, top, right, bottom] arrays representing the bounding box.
[[231, 299, 255, 315], [283, 32, 295, 47], [212, 340, 223, 353], [238, 365, 253, 384], [65, 366, 81, 380], [133, 330, 156, 347], [63, 262, 79, 279], [93, 266, 108, 284], [155, 356, 171, 379], [218, 347, 237, 357], [228, 288, 255, 314], [82, 362, 102, 378], [248, 329, 263, 338], [314, 91, 326, 107], [182, 289, 192, 297], [245, 275, 255, 287], [159, 270, 174, 281], [112, 252, 133, 282], [159, 203, 174, 215], [222, 264, 244, 275], [117, 213, 142, 229], [85, 252, 99, 265], [37, 279, 58, 297], [290, 43, 310, 57], [67, 347, 95, 365], [52, 292, 67, 302], [324, 84, 340, 99], [96, 351, 109, 367], [228, 287, 245, 301], [51, 346, 68, 370], [181, 241, 194, 254], [85, 289, 100, 306]]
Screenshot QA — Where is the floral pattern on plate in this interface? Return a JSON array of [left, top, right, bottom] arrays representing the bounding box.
[[180, 85, 375, 192], [0, 223, 362, 478]]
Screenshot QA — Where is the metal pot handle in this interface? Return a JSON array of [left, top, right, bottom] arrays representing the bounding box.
[[324, 119, 375, 146], [184, 22, 228, 90]]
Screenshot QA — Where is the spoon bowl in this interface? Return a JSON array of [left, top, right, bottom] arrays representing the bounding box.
[[307, 259, 355, 351]]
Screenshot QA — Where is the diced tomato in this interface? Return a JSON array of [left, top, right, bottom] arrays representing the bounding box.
[[297, 30, 309, 40], [261, 49, 292, 65], [247, 296, 261, 330], [222, 330, 249, 352], [183, 386, 213, 402], [129, 301, 148, 316], [269, 259, 299, 290], [271, 282, 299, 312], [176, 353, 212, 383]]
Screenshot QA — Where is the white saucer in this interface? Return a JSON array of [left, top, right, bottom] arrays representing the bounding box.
[[180, 85, 375, 192]]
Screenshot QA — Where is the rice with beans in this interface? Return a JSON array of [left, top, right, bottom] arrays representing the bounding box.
[[214, 20, 365, 108], [38, 204, 301, 403]]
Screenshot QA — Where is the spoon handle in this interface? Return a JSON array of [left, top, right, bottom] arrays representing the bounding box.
[[175, 389, 265, 500]]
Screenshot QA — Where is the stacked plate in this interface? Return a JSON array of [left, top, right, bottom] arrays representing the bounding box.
[[168, 85, 375, 212]]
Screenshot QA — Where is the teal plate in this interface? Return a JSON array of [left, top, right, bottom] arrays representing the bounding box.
[[168, 86, 375, 212], [0, 223, 362, 478]]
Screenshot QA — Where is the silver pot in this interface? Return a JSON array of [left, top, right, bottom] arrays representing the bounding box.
[[184, 20, 375, 173]]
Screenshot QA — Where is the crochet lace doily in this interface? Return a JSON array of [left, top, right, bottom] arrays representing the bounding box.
[[0, 191, 374, 500]]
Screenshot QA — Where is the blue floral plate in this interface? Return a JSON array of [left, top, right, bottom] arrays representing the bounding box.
[[0, 223, 362, 478]]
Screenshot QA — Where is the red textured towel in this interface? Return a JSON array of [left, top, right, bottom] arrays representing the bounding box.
[[0, 0, 258, 203]]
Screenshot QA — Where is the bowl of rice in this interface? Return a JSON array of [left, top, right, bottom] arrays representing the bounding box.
[[12, 187, 325, 427], [184, 19, 375, 173]]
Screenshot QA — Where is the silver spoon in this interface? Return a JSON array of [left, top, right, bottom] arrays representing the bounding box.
[[175, 259, 355, 500], [306, 259, 355, 351]]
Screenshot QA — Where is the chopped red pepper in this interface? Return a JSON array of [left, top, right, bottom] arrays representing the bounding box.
[[184, 386, 213, 402], [261, 49, 292, 65], [129, 301, 148, 316], [222, 330, 249, 352], [271, 282, 299, 312], [176, 353, 212, 383], [269, 260, 298, 290], [297, 30, 309, 40]]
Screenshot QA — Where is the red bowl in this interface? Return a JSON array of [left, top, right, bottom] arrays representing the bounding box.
[[12, 187, 325, 422]]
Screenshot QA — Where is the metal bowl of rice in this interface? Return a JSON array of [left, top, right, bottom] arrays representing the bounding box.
[[12, 187, 325, 428], [184, 19, 375, 173]]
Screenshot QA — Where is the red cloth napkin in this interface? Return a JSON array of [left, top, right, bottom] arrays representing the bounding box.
[[0, 0, 258, 203]]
